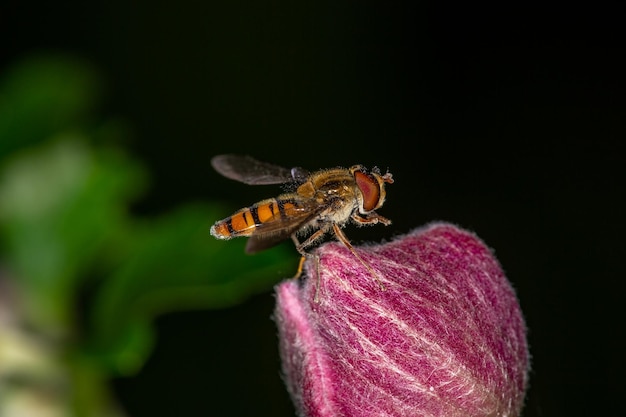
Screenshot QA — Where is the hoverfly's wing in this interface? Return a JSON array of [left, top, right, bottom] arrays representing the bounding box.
[[211, 154, 308, 185], [245, 200, 324, 254], [245, 227, 300, 254]]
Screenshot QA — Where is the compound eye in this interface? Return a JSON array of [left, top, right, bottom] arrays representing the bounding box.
[[354, 171, 381, 212]]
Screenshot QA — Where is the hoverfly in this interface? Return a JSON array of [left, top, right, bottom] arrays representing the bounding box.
[[210, 154, 393, 296]]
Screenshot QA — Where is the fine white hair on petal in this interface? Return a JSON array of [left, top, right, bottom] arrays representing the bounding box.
[[275, 223, 529, 417]]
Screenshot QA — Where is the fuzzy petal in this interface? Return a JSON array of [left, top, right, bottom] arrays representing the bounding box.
[[275, 223, 529, 417]]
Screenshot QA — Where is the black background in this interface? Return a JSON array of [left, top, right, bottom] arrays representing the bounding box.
[[2, 2, 625, 416]]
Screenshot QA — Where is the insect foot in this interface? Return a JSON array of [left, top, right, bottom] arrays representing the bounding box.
[[274, 223, 529, 417]]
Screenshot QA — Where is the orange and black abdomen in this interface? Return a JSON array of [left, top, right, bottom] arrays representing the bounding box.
[[210, 197, 302, 239]]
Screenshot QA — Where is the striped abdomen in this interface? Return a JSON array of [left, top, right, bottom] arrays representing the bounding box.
[[210, 197, 303, 239]]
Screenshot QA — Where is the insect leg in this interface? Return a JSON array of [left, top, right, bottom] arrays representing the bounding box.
[[293, 226, 331, 254], [291, 226, 331, 302], [289, 233, 316, 278], [332, 223, 386, 291], [292, 254, 307, 280], [351, 211, 392, 226]]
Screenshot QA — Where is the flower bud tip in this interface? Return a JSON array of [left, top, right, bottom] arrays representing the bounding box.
[[275, 222, 529, 417]]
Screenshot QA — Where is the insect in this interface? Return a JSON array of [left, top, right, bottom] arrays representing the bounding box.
[[210, 154, 394, 296]]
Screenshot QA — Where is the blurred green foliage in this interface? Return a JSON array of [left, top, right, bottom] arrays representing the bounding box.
[[0, 54, 294, 416], [0, 54, 101, 158]]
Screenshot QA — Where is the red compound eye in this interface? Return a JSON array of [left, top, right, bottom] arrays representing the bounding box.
[[354, 171, 381, 212]]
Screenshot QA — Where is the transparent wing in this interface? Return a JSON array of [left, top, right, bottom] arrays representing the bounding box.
[[245, 200, 325, 254], [211, 154, 306, 185], [245, 223, 304, 254]]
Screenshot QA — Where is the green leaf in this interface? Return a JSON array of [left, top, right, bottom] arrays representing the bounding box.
[[0, 138, 145, 334], [0, 54, 102, 158], [88, 204, 296, 374]]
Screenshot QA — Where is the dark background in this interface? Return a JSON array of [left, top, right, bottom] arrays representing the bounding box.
[[2, 2, 624, 416]]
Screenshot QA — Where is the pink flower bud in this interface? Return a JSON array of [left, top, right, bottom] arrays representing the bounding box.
[[275, 223, 528, 417]]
